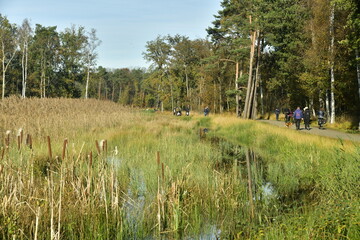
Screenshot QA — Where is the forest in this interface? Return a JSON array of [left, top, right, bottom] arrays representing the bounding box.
[[1, 0, 359, 127]]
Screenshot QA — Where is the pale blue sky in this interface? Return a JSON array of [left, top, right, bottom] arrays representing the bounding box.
[[1, 0, 220, 69]]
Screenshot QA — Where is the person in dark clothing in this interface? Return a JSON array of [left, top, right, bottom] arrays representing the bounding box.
[[204, 106, 210, 116], [275, 108, 280, 121], [317, 109, 326, 129], [284, 108, 293, 127], [293, 107, 303, 130], [185, 105, 190, 116], [303, 107, 311, 130]]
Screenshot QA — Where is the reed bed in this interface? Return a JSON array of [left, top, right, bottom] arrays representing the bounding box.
[[0, 97, 359, 239]]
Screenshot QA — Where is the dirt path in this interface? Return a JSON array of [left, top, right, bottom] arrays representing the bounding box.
[[257, 119, 360, 142]]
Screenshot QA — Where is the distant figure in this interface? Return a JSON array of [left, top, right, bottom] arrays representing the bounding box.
[[176, 108, 182, 116], [204, 106, 210, 116], [185, 105, 190, 116], [173, 107, 176, 115], [317, 109, 326, 129], [284, 108, 293, 127], [303, 107, 311, 130], [275, 108, 280, 121], [293, 106, 303, 130]]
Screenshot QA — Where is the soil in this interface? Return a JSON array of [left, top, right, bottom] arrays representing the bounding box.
[[257, 119, 360, 142]]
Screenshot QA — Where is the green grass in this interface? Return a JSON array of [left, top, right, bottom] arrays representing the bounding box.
[[0, 98, 359, 239]]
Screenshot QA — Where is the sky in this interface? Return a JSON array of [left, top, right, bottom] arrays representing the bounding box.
[[1, 0, 221, 69]]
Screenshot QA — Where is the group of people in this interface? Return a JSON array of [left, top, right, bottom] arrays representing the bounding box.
[[276, 107, 326, 130], [172, 106, 211, 117], [173, 106, 190, 116]]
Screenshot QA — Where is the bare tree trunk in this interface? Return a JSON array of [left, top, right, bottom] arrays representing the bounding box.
[[329, 4, 335, 124], [356, 49, 360, 129], [243, 16, 257, 119], [213, 79, 216, 114], [111, 81, 115, 101], [170, 81, 174, 110], [118, 84, 122, 102], [235, 61, 240, 117], [85, 61, 90, 99], [1, 42, 16, 99], [1, 44, 5, 99], [325, 90, 330, 118], [185, 65, 189, 98], [252, 31, 261, 119], [21, 49, 25, 97], [259, 39, 264, 116], [98, 80, 101, 100], [219, 82, 222, 113]]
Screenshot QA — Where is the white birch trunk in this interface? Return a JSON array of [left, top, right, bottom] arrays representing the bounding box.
[[235, 61, 239, 117], [356, 49, 360, 129], [85, 61, 90, 99], [1, 41, 16, 99], [325, 90, 330, 119], [2, 43, 5, 99], [329, 4, 336, 123]]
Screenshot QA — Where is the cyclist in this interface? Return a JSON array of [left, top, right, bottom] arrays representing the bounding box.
[[317, 109, 326, 129]]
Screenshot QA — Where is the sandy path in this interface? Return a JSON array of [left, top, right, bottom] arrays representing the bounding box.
[[257, 119, 360, 143]]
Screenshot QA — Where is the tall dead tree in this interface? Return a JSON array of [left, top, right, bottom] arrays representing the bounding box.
[[243, 16, 257, 119]]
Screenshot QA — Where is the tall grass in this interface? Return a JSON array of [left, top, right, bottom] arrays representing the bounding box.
[[0, 97, 359, 239]]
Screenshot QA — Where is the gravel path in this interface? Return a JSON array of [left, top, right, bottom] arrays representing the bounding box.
[[257, 119, 360, 143]]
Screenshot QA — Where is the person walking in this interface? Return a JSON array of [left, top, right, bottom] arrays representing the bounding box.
[[293, 107, 303, 130], [204, 106, 210, 116], [275, 108, 280, 121], [185, 105, 190, 116], [317, 108, 326, 129], [303, 107, 311, 130], [284, 108, 293, 127]]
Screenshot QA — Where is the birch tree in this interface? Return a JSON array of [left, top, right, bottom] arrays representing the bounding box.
[[18, 18, 33, 98], [329, 2, 336, 123], [0, 15, 18, 99], [84, 28, 101, 99]]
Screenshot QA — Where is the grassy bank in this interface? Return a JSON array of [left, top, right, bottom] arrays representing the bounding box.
[[0, 97, 359, 239]]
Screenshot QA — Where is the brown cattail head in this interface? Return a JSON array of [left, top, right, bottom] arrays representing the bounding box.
[[26, 134, 33, 149], [47, 136, 52, 159], [62, 138, 68, 159], [1, 148, 4, 161], [157, 151, 160, 166], [17, 135, 21, 150], [95, 140, 101, 154], [89, 151, 93, 167], [5, 130, 11, 148], [161, 162, 165, 181]]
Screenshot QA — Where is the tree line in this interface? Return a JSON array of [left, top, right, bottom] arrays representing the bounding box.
[[1, 0, 359, 127]]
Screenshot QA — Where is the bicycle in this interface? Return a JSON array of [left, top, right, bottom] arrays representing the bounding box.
[[318, 118, 326, 129]]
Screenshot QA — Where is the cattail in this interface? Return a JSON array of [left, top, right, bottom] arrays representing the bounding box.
[[1, 148, 4, 161], [62, 139, 68, 159], [95, 140, 101, 154], [89, 151, 93, 167], [26, 134, 32, 149], [18, 128, 23, 143], [5, 130, 11, 148], [100, 139, 107, 154], [157, 151, 160, 166], [17, 135, 21, 150], [47, 136, 52, 159]]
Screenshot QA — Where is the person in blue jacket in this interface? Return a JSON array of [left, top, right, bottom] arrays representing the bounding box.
[[293, 106, 303, 130]]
